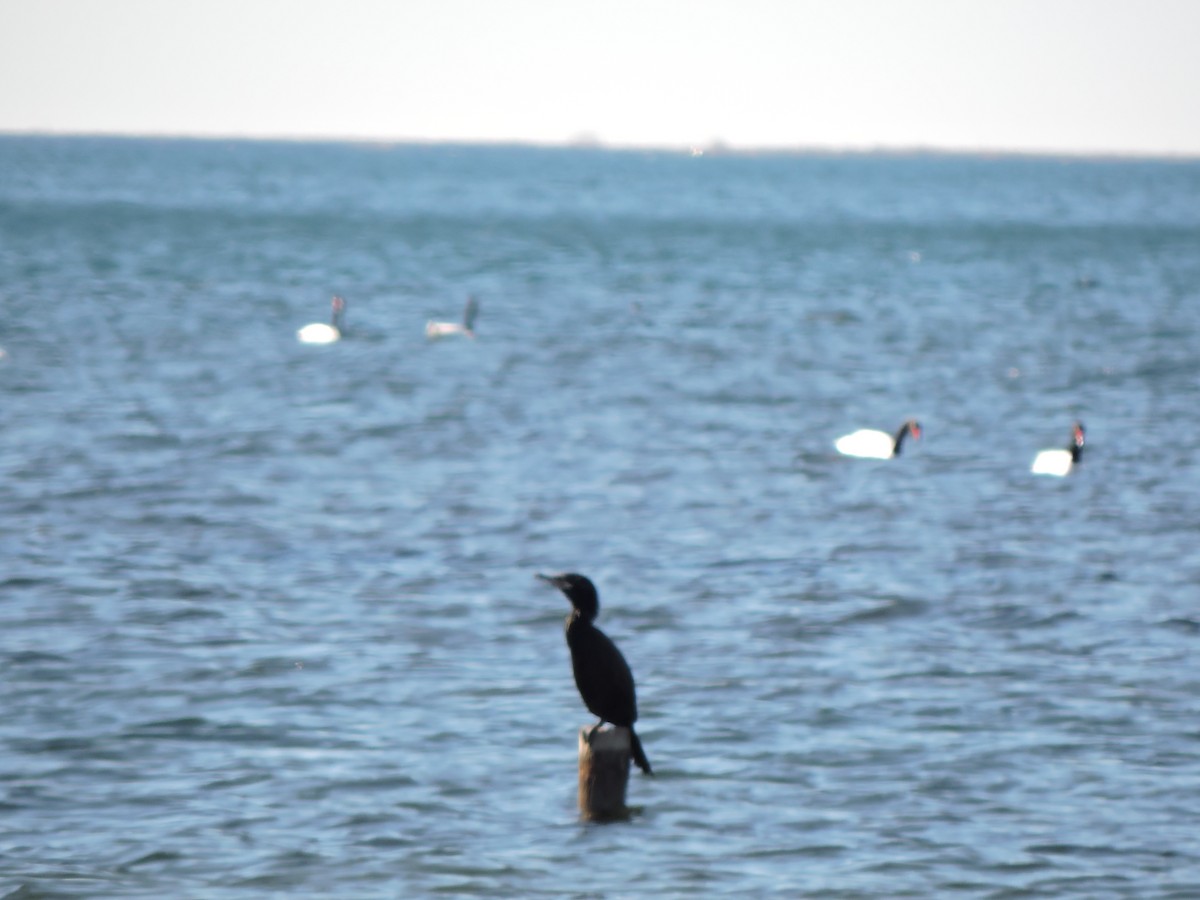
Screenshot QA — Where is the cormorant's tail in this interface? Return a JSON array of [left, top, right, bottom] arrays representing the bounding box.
[[630, 727, 652, 775]]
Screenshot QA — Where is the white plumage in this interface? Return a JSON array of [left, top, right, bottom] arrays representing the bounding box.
[[297, 322, 340, 344], [835, 429, 898, 459], [1030, 449, 1074, 477]]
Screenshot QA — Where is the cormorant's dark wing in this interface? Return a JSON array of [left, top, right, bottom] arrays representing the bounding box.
[[567, 625, 637, 726]]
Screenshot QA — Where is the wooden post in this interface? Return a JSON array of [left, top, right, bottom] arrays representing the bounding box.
[[577, 724, 632, 821]]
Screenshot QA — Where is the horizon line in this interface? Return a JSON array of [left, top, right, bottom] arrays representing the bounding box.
[[2, 127, 1198, 163]]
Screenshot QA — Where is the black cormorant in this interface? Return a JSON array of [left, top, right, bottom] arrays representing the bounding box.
[[537, 572, 652, 775]]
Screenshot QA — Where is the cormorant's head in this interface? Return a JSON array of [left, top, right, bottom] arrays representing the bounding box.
[[537, 572, 599, 621]]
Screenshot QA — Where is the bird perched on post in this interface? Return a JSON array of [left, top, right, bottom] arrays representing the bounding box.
[[537, 572, 652, 774]]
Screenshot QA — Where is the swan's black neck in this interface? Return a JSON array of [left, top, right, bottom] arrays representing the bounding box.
[[892, 422, 913, 455], [1069, 423, 1086, 463]]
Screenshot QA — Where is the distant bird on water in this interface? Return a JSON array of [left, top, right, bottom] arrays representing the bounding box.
[[297, 295, 345, 344], [1031, 421, 1085, 476], [426, 295, 478, 339], [537, 572, 652, 775], [835, 419, 922, 459]]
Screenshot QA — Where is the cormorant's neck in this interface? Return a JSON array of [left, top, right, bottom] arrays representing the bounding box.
[[568, 606, 597, 626]]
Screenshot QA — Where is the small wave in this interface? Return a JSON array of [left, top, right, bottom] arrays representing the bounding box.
[[104, 432, 184, 452], [116, 850, 185, 873], [1161, 617, 1200, 634], [838, 596, 928, 625], [4, 650, 70, 666], [127, 579, 237, 602], [201, 773, 274, 791], [297, 774, 418, 801], [1025, 842, 1121, 858], [970, 605, 1083, 631], [10, 735, 99, 755], [0, 576, 52, 590]]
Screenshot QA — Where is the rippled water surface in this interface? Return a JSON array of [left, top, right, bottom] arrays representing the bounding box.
[[3, 137, 1200, 897]]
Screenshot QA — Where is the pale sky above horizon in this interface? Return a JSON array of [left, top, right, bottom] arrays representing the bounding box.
[[1, 0, 1198, 156]]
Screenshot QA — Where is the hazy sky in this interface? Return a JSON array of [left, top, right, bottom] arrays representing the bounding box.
[[2, 0, 1198, 155]]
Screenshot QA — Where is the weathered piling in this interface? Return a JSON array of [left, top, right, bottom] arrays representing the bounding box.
[[577, 724, 632, 821]]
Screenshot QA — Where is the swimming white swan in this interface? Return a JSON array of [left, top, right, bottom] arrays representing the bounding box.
[[298, 296, 345, 344], [1031, 421, 1085, 476], [426, 295, 478, 339], [835, 419, 922, 459]]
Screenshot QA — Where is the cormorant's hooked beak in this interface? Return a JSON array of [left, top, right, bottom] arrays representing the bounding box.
[[536, 572, 563, 588], [537, 573, 574, 601]]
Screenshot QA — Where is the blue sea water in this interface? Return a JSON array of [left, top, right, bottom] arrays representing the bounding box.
[[2, 135, 1200, 898]]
